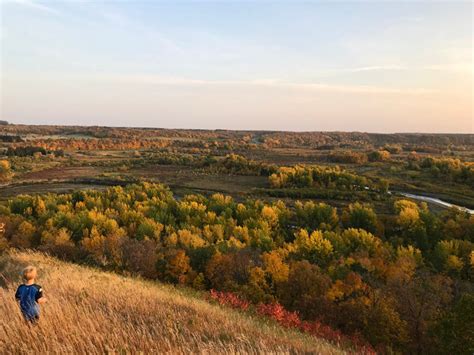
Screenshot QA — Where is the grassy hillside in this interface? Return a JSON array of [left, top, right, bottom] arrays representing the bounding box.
[[0, 251, 343, 354]]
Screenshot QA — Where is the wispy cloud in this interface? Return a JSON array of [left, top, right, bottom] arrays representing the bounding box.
[[5, 0, 60, 15], [335, 65, 407, 73], [6, 71, 434, 96], [333, 64, 472, 74], [87, 74, 437, 96]]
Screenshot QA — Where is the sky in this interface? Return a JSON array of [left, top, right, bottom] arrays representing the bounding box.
[[0, 0, 472, 133]]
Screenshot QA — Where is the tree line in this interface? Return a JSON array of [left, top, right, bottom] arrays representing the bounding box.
[[269, 165, 389, 193], [413, 157, 474, 187]]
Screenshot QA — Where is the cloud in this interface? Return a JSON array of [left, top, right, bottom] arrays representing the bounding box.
[[335, 65, 407, 73], [331, 64, 472, 74], [5, 0, 61, 15], [7, 71, 435, 95], [88, 74, 437, 96]]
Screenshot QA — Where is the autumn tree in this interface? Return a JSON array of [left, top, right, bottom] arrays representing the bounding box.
[[279, 261, 332, 320], [0, 160, 13, 183], [342, 203, 378, 234], [10, 221, 36, 248], [368, 150, 391, 162], [431, 293, 474, 354], [295, 201, 338, 231], [388, 270, 453, 353], [158, 249, 192, 284]]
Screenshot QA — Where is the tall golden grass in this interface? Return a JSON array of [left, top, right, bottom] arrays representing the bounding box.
[[0, 251, 343, 354]]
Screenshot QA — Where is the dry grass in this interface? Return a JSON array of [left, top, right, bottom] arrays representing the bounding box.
[[0, 250, 344, 354]]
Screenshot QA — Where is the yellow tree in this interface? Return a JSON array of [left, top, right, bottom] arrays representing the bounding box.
[[11, 221, 36, 248], [0, 160, 13, 183], [164, 249, 191, 284], [262, 250, 289, 285]]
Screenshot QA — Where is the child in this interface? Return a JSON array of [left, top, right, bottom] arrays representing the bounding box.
[[15, 266, 47, 323]]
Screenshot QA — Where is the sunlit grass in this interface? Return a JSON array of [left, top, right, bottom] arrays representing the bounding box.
[[0, 250, 343, 353]]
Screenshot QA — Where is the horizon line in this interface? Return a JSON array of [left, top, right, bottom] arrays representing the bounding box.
[[3, 121, 473, 136]]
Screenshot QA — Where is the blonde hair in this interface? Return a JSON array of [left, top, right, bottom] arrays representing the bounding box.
[[22, 266, 37, 281]]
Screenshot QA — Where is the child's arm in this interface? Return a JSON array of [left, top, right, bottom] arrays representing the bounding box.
[[15, 285, 22, 303], [35, 286, 47, 304]]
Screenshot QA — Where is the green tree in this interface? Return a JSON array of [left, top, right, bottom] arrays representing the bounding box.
[[342, 203, 378, 234]]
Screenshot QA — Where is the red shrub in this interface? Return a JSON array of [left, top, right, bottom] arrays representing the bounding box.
[[209, 289, 250, 311], [208, 291, 375, 354], [256, 303, 301, 328]]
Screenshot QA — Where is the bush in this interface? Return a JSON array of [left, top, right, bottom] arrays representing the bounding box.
[[368, 150, 391, 162], [327, 151, 368, 164]]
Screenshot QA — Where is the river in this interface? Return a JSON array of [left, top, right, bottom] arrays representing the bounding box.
[[399, 192, 474, 215]]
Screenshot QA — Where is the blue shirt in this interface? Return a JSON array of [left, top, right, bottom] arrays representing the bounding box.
[[15, 284, 43, 320]]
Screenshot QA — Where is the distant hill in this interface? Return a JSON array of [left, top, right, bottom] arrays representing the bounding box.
[[0, 251, 343, 353]]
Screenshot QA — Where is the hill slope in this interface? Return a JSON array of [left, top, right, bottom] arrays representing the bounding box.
[[0, 251, 343, 353]]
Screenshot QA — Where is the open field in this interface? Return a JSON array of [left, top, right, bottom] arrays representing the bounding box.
[[0, 250, 342, 354], [0, 182, 108, 200], [0, 164, 268, 200], [20, 166, 105, 181]]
